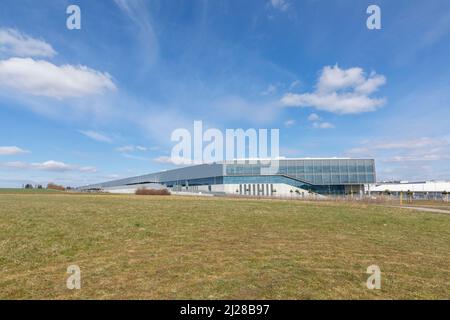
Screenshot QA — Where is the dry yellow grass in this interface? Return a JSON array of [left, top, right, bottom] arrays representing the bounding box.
[[0, 191, 449, 299]]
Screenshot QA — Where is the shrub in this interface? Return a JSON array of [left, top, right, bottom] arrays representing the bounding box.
[[47, 183, 65, 191], [135, 188, 171, 196]]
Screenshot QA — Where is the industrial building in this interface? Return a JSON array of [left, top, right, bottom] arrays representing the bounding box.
[[369, 180, 450, 200], [79, 158, 376, 197]]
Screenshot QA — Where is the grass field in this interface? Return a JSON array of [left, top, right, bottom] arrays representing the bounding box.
[[0, 190, 449, 299]]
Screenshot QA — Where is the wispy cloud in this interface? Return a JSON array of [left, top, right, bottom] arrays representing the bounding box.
[[269, 0, 290, 12], [121, 153, 151, 161], [0, 28, 56, 58], [281, 65, 386, 114], [0, 146, 29, 156], [418, 12, 450, 51], [347, 137, 450, 180], [113, 0, 159, 65], [306, 113, 334, 129], [153, 156, 176, 164], [347, 137, 446, 154], [289, 80, 301, 90], [1, 160, 97, 173], [79, 130, 113, 143], [115, 145, 135, 153], [261, 84, 277, 96], [307, 113, 320, 122], [115, 145, 153, 161], [382, 154, 450, 162], [115, 145, 148, 153], [313, 122, 334, 129], [208, 95, 280, 125], [283, 119, 295, 128]]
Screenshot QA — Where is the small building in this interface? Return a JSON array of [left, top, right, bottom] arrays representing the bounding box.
[[369, 181, 450, 200]]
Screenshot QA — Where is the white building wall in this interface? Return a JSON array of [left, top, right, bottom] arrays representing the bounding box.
[[370, 181, 450, 193], [102, 182, 323, 198], [221, 183, 321, 198], [101, 183, 165, 194]]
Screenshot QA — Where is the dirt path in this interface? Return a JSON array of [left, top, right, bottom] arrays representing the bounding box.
[[390, 205, 450, 215]]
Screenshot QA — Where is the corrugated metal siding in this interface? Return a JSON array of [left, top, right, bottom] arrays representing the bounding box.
[[79, 163, 224, 189]]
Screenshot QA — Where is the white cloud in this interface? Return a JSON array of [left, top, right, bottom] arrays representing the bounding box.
[[0, 58, 116, 99], [282, 92, 385, 114], [79, 130, 113, 143], [1, 160, 97, 173], [0, 28, 56, 58], [33, 160, 72, 171], [316, 66, 384, 94], [0, 146, 29, 156], [307, 113, 320, 121], [269, 0, 290, 11], [313, 122, 335, 129], [136, 146, 147, 151], [281, 65, 386, 114], [283, 119, 296, 128], [306, 113, 334, 129]]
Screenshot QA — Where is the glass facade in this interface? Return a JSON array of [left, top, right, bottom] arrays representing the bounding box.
[[224, 159, 375, 185], [163, 176, 223, 187], [79, 158, 375, 196]]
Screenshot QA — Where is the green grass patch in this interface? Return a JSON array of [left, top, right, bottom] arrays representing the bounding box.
[[0, 188, 64, 194], [0, 193, 449, 299]]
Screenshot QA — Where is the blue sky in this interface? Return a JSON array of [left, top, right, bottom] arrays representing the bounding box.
[[1, 0, 450, 187]]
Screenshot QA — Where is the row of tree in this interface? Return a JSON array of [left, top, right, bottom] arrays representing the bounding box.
[[23, 183, 70, 191]]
